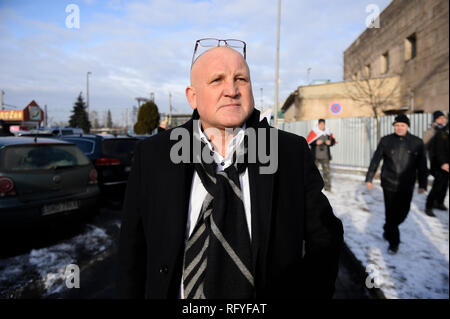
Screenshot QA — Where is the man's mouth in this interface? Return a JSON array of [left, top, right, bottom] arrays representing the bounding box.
[[221, 103, 241, 108]]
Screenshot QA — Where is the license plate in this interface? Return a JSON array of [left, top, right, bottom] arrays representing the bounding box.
[[42, 200, 79, 216], [124, 166, 131, 172]]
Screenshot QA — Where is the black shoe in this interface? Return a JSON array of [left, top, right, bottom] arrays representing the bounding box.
[[433, 203, 448, 211], [388, 244, 399, 254], [425, 208, 436, 217]]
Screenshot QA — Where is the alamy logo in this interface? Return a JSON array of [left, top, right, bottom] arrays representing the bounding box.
[[365, 263, 382, 289], [169, 121, 279, 175], [65, 264, 80, 289], [65, 4, 80, 29]]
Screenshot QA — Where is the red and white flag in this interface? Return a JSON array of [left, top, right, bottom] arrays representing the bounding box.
[[306, 125, 336, 145]]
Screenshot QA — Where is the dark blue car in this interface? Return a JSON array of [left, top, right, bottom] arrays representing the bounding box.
[[60, 134, 139, 194]]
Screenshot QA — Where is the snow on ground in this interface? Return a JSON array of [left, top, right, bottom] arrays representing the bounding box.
[[0, 224, 113, 297], [325, 172, 449, 299]]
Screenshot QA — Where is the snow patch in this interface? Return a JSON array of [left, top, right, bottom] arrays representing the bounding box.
[[326, 173, 449, 299], [0, 224, 113, 297]]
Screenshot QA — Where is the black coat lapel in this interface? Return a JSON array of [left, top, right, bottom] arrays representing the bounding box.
[[247, 117, 275, 291], [156, 119, 196, 298]]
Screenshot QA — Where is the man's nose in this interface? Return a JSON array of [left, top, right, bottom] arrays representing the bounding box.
[[223, 80, 239, 97]]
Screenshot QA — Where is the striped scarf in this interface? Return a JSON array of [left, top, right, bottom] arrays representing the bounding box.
[[182, 123, 254, 299]]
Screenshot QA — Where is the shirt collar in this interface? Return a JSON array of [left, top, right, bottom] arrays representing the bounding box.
[[197, 120, 246, 170]]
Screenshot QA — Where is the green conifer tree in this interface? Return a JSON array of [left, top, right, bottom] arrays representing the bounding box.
[[133, 101, 160, 134], [69, 92, 91, 133]]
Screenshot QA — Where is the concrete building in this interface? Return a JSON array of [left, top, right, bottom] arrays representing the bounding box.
[[282, 76, 402, 121], [344, 0, 449, 113], [283, 0, 449, 121]]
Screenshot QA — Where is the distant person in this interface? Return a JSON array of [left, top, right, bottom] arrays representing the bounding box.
[[365, 114, 427, 254], [425, 111, 449, 216], [307, 119, 336, 192]]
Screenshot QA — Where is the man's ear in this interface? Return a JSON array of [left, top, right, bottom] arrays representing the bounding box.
[[186, 86, 197, 110]]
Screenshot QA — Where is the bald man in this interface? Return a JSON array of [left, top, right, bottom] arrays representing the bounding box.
[[118, 42, 343, 299]]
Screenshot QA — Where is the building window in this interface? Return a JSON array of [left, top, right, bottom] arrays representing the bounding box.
[[405, 33, 417, 61], [381, 51, 389, 74], [365, 64, 371, 78]]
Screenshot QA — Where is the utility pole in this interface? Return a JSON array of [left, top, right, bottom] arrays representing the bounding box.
[[1, 90, 4, 110], [169, 92, 172, 127], [44, 104, 48, 127], [86, 71, 92, 121], [125, 108, 128, 132], [307, 67, 312, 85], [260, 88, 263, 110], [274, 0, 281, 128]]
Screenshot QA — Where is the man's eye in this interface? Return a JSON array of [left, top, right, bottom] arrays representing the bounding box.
[[211, 78, 221, 83], [237, 77, 247, 82]]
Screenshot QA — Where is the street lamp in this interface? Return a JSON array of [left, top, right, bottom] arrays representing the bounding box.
[[260, 88, 264, 110], [86, 71, 92, 121], [274, 0, 281, 128]]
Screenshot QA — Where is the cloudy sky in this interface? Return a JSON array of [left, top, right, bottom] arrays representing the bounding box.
[[0, 0, 391, 126]]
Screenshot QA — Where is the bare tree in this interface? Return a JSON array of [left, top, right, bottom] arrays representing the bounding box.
[[344, 57, 402, 142]]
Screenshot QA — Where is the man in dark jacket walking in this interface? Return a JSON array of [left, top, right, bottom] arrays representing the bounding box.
[[425, 111, 449, 217], [365, 114, 427, 254]]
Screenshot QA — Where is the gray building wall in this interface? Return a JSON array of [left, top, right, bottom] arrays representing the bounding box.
[[344, 0, 449, 114]]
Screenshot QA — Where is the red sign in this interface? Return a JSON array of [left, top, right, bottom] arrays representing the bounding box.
[[330, 102, 343, 115]]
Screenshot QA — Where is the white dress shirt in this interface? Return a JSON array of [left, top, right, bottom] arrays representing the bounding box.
[[180, 120, 252, 299]]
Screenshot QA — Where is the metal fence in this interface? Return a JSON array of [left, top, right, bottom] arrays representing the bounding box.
[[280, 113, 433, 169]]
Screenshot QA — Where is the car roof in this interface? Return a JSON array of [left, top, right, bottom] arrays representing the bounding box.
[[61, 134, 103, 140], [0, 136, 72, 147], [62, 134, 138, 141]]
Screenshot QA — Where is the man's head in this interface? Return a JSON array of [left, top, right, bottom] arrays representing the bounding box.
[[318, 119, 326, 131], [433, 110, 447, 126], [186, 46, 255, 131], [393, 114, 410, 136]]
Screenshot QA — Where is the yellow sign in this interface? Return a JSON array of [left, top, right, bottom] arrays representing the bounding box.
[[0, 110, 24, 121]]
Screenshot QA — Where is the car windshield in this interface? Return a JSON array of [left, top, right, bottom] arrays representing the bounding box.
[[0, 144, 90, 171], [64, 138, 95, 154], [102, 139, 138, 159]]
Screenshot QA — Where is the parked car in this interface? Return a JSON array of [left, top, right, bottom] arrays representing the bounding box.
[[60, 134, 139, 195], [0, 137, 100, 230]]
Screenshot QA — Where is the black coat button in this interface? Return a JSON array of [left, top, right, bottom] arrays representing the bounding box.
[[159, 265, 168, 274]]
